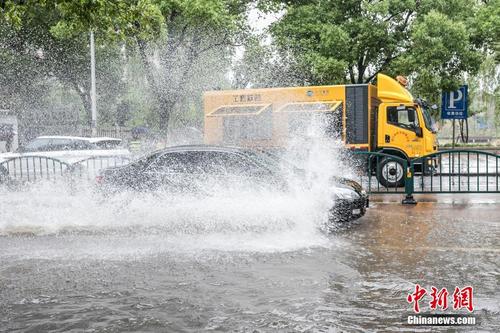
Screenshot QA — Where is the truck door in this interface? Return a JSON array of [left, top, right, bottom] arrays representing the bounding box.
[[378, 104, 424, 158]]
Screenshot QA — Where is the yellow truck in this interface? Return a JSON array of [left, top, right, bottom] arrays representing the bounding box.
[[203, 74, 438, 187]]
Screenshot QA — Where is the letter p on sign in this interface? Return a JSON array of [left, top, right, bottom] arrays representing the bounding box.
[[448, 90, 463, 109], [441, 85, 468, 120]]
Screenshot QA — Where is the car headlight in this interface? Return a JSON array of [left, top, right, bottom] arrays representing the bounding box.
[[332, 187, 360, 200]]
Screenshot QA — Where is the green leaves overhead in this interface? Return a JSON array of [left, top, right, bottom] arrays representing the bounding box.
[[157, 0, 239, 26], [0, 0, 248, 131], [1, 0, 244, 43], [52, 0, 165, 41], [405, 10, 482, 98], [269, 0, 498, 101]]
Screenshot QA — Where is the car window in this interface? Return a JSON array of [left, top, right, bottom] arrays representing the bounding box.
[[23, 138, 53, 152], [387, 106, 419, 130], [42, 139, 95, 151], [94, 140, 121, 149], [71, 140, 95, 150], [22, 138, 97, 152], [132, 152, 162, 169], [198, 151, 261, 175], [147, 151, 264, 176], [147, 152, 201, 173], [251, 150, 304, 175], [48, 138, 74, 150]]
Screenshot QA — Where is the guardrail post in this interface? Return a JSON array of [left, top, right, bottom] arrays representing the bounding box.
[[402, 161, 417, 204]]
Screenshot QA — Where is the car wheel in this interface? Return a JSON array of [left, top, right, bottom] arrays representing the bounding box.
[[377, 157, 405, 188]]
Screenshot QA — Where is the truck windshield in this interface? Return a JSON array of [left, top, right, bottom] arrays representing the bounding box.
[[421, 106, 437, 133]]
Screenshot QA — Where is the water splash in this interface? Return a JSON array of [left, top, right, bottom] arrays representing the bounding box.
[[0, 180, 334, 258], [0, 119, 355, 258]]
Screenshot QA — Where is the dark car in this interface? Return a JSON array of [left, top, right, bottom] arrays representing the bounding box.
[[96, 145, 368, 226]]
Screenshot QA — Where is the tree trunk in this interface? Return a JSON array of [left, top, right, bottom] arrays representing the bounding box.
[[72, 82, 92, 127], [157, 98, 177, 135], [137, 39, 175, 137], [137, 29, 219, 139], [137, 36, 200, 139]]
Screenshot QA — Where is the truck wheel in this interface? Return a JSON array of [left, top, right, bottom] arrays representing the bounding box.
[[377, 157, 405, 188]]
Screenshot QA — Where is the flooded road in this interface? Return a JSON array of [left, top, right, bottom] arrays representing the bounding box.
[[0, 190, 499, 332]]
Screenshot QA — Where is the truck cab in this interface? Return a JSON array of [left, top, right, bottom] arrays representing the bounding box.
[[376, 74, 438, 159], [374, 75, 438, 186]]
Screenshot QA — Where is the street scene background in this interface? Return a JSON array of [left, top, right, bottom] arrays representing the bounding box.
[[1, 1, 499, 332]]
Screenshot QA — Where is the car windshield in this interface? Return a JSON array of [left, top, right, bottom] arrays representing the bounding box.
[[247, 150, 305, 175], [421, 105, 438, 133], [70, 139, 95, 150], [22, 138, 52, 152], [132, 151, 163, 168], [94, 140, 122, 149]]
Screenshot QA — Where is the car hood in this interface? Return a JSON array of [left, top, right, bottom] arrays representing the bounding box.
[[332, 176, 364, 193]]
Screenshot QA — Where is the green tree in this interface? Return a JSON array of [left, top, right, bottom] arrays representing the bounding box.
[[267, 0, 498, 103], [133, 0, 247, 134], [469, 56, 500, 129], [1, 0, 248, 135], [38, 0, 247, 133], [232, 34, 310, 88], [0, 1, 133, 127]]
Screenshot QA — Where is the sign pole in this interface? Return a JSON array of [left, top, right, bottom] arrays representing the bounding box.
[[451, 118, 456, 178], [452, 119, 456, 149], [442, 85, 468, 149], [90, 30, 97, 137], [442, 85, 467, 178]]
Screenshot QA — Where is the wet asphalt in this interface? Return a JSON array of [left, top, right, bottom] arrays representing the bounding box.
[[0, 195, 499, 332]]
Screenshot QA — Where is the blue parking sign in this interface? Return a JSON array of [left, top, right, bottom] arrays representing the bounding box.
[[441, 85, 468, 119]]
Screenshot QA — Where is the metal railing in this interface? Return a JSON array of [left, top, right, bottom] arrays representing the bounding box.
[[0, 155, 72, 183], [79, 127, 131, 139], [24, 125, 132, 140], [0, 155, 130, 185], [71, 155, 131, 180], [350, 151, 414, 203], [349, 151, 408, 192], [2, 151, 498, 204], [412, 150, 500, 193], [352, 149, 500, 203]]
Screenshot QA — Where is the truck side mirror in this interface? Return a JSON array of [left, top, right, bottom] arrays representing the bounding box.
[[415, 127, 423, 138], [407, 108, 416, 123]]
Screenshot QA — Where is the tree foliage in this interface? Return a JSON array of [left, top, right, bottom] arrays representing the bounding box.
[[1, 0, 248, 135], [267, 0, 499, 103], [232, 35, 309, 88], [0, 1, 149, 127], [2, 0, 498, 136], [134, 0, 247, 133]]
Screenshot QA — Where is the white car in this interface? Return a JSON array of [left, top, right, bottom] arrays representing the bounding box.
[[0, 136, 130, 164]]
